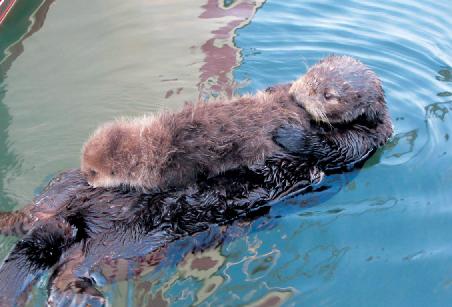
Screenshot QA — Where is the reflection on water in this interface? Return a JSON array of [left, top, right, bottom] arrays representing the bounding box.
[[232, 1, 452, 305], [0, 0, 55, 73], [0, 83, 16, 211], [0, 0, 56, 261], [197, 0, 264, 99], [427, 67, 452, 122], [425, 101, 451, 121], [384, 130, 418, 159], [0, 0, 452, 305], [0, 0, 56, 209], [0, 0, 264, 205], [436, 67, 452, 82], [0, 0, 55, 209]]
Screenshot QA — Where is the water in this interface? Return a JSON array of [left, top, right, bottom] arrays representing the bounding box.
[[0, 0, 451, 306]]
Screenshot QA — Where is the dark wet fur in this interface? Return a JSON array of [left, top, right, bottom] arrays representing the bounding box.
[[0, 152, 373, 305], [82, 56, 391, 193], [0, 70, 393, 305], [0, 154, 317, 305]]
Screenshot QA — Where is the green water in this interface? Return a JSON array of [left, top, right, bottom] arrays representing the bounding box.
[[0, 0, 451, 306]]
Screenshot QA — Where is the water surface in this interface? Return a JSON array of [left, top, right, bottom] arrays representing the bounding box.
[[0, 0, 451, 306]]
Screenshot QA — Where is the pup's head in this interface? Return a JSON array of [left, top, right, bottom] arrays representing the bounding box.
[[81, 120, 143, 189], [290, 55, 385, 124]]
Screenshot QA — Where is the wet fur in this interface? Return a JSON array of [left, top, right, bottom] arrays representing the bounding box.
[[82, 88, 306, 190], [0, 146, 381, 305], [0, 105, 392, 305], [0, 56, 394, 305], [290, 55, 386, 124], [82, 55, 391, 191]]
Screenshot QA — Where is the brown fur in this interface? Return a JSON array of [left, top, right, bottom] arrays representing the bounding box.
[[81, 89, 306, 190], [81, 55, 387, 190], [290, 55, 385, 124]]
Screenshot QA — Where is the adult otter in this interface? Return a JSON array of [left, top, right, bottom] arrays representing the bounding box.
[[0, 56, 392, 305], [0, 148, 366, 306], [81, 55, 391, 191]]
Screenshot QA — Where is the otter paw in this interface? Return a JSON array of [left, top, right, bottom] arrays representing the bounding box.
[[273, 125, 307, 153]]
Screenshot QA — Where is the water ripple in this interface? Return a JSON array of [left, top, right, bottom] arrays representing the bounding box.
[[0, 0, 451, 305], [232, 0, 452, 305], [235, 0, 452, 169]]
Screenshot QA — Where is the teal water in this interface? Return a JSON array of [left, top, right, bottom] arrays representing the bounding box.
[[1, 0, 451, 306]]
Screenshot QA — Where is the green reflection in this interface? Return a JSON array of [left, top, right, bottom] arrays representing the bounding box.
[[0, 0, 46, 210]]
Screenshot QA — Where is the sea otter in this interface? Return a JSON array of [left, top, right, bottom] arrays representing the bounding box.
[[0, 149, 367, 306], [0, 55, 394, 305], [0, 74, 393, 305], [81, 55, 392, 191]]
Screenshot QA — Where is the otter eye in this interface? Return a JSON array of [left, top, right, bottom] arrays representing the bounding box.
[[324, 91, 333, 100], [90, 169, 97, 177]]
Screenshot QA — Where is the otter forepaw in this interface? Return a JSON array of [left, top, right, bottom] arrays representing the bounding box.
[[273, 125, 308, 154], [273, 125, 329, 161]]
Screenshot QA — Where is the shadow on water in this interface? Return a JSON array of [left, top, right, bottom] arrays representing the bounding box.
[[0, 0, 55, 211]]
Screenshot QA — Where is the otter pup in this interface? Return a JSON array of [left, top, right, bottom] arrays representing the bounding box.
[[81, 55, 392, 190]]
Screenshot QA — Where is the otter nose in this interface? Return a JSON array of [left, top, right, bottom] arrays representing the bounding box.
[[82, 169, 98, 186]]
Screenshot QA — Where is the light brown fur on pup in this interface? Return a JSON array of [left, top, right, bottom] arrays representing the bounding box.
[[81, 55, 389, 190], [82, 88, 305, 189], [290, 55, 385, 124]]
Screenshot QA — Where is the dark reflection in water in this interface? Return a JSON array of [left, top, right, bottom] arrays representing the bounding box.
[[425, 100, 452, 121], [0, 0, 55, 73], [436, 67, 452, 82], [0, 0, 55, 210], [384, 130, 418, 159], [426, 67, 452, 122]]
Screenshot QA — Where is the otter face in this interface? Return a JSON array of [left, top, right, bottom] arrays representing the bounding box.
[[290, 55, 385, 124], [81, 122, 142, 189]]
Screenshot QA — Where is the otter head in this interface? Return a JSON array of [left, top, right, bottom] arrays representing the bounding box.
[[290, 55, 385, 124], [81, 121, 143, 189]]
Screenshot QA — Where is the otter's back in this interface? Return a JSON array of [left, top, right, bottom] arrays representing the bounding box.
[[159, 90, 306, 187]]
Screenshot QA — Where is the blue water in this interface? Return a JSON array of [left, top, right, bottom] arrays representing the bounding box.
[[231, 1, 452, 305], [1, 0, 451, 306]]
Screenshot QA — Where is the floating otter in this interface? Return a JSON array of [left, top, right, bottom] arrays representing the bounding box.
[[0, 146, 369, 306], [81, 55, 392, 191], [0, 56, 393, 305]]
